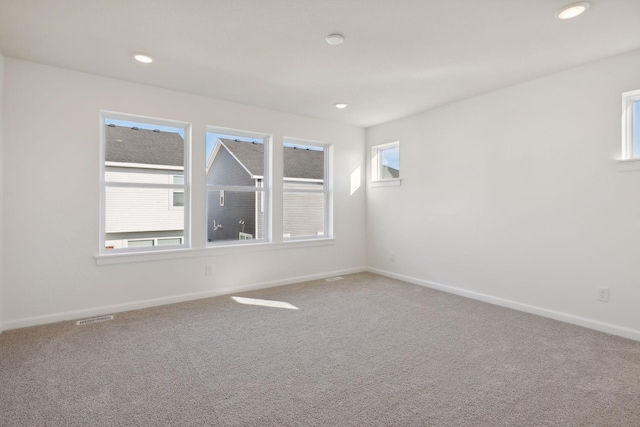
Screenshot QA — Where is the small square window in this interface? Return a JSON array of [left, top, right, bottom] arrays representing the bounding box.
[[622, 89, 640, 160], [172, 175, 185, 207], [172, 192, 185, 207], [380, 146, 400, 179], [371, 141, 401, 185]]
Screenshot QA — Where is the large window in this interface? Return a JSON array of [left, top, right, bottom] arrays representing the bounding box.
[[206, 128, 270, 244], [283, 140, 331, 239], [99, 114, 336, 257], [371, 141, 400, 184], [622, 89, 640, 160], [100, 112, 190, 253]]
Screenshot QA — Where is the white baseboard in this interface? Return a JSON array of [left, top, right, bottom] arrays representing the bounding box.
[[2, 266, 367, 332], [6, 266, 638, 342], [368, 268, 640, 342]]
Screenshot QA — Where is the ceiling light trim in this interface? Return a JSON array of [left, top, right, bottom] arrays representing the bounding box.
[[554, 2, 590, 20], [325, 34, 345, 45], [133, 53, 154, 64]]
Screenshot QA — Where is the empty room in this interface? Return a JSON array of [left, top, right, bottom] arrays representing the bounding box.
[[1, 1, 640, 425]]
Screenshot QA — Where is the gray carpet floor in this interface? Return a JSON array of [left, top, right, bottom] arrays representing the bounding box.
[[1, 272, 639, 426]]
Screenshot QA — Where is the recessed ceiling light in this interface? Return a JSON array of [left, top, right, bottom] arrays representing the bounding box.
[[554, 2, 590, 20], [325, 34, 344, 45], [335, 103, 348, 109], [133, 53, 154, 64]]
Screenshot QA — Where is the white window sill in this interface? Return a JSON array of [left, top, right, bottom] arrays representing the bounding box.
[[95, 238, 336, 265], [371, 178, 401, 187], [616, 158, 640, 171]]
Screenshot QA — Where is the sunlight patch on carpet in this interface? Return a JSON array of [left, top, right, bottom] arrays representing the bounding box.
[[231, 296, 299, 310]]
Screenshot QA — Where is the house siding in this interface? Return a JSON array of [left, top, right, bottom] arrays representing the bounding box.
[[207, 190, 257, 241], [208, 184, 323, 241], [207, 148, 257, 241], [206, 142, 325, 241], [283, 182, 324, 237], [207, 147, 254, 187], [103, 124, 185, 248], [105, 167, 184, 234]]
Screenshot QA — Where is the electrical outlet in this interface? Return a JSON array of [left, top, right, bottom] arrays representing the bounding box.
[[390, 251, 396, 262], [596, 286, 609, 302], [205, 265, 213, 276]]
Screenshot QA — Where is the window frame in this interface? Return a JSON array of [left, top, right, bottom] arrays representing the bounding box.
[[282, 138, 333, 241], [371, 141, 401, 186], [622, 89, 640, 160], [96, 116, 339, 265], [99, 111, 191, 255], [206, 126, 272, 246]]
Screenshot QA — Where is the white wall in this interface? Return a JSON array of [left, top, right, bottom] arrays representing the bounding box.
[[366, 49, 640, 340], [0, 52, 4, 331], [3, 59, 366, 329]]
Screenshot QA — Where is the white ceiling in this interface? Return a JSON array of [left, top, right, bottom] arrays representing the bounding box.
[[1, 0, 639, 128]]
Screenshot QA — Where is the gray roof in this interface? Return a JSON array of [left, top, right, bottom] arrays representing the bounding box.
[[220, 138, 324, 180], [383, 165, 400, 178], [105, 125, 184, 166]]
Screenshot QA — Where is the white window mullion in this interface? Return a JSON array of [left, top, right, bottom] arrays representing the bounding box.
[[282, 188, 325, 194], [106, 182, 185, 190], [206, 185, 265, 193]]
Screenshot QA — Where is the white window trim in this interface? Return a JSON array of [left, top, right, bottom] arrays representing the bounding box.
[[99, 111, 191, 255], [96, 116, 342, 263], [370, 179, 401, 187], [106, 161, 183, 171], [621, 89, 640, 161], [206, 126, 272, 246], [371, 141, 401, 185], [283, 138, 333, 240], [96, 237, 336, 265]]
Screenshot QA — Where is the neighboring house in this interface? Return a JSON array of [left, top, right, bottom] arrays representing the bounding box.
[[206, 139, 324, 242], [382, 165, 399, 179], [104, 124, 185, 249]]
